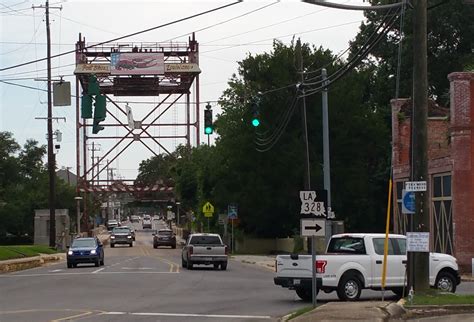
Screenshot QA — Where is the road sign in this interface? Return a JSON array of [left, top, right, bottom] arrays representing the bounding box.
[[407, 232, 430, 252], [202, 201, 214, 217], [402, 189, 415, 214], [300, 191, 327, 217], [228, 204, 238, 220], [301, 218, 326, 237], [405, 181, 427, 192]]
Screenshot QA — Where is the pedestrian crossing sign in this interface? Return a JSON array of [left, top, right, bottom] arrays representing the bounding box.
[[202, 201, 214, 217]]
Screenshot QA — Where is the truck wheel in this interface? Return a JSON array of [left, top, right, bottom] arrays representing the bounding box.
[[94, 259, 100, 267], [337, 274, 362, 301], [111, 243, 115, 248], [187, 260, 193, 270], [67, 262, 73, 269], [221, 262, 227, 270], [295, 288, 312, 302], [181, 257, 186, 268], [214, 264, 219, 270], [435, 271, 457, 293]]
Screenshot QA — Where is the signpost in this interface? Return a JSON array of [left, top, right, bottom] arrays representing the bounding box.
[[300, 190, 327, 308], [228, 204, 238, 253]]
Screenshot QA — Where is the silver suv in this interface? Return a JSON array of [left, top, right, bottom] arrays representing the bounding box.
[[142, 215, 152, 229]]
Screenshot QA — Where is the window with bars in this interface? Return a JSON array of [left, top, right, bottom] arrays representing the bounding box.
[[431, 173, 453, 254]]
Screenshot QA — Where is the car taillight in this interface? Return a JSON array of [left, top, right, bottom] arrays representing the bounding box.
[[275, 260, 277, 273], [316, 260, 327, 274], [188, 246, 193, 255]]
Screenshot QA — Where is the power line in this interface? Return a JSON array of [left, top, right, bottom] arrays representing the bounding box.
[[163, 0, 280, 43], [0, 0, 243, 72]]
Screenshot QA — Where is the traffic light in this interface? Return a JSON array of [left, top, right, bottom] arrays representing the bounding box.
[[251, 98, 260, 127], [204, 107, 213, 135], [81, 94, 93, 119], [251, 105, 260, 127], [87, 75, 100, 96], [92, 94, 107, 134]]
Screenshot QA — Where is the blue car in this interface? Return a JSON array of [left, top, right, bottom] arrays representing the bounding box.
[[67, 237, 104, 268]]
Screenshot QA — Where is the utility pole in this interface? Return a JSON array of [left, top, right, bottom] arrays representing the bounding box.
[[412, 0, 430, 293], [321, 68, 332, 245], [88, 142, 101, 186], [297, 39, 316, 307], [33, 1, 61, 248]]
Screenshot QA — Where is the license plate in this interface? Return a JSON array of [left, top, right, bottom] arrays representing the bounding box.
[[294, 279, 300, 285], [202, 257, 212, 261]]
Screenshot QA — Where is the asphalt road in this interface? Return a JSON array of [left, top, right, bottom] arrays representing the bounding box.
[[0, 220, 307, 322], [1, 220, 473, 322]]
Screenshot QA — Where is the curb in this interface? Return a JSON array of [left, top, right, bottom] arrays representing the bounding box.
[[0, 253, 66, 274]]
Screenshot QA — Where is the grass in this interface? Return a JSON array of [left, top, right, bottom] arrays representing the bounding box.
[[287, 306, 315, 320], [410, 293, 474, 305], [0, 245, 58, 261]]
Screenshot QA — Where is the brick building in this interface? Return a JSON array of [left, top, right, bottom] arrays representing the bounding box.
[[391, 72, 474, 273]]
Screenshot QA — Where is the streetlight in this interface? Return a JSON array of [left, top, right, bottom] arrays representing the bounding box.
[[74, 196, 83, 235], [176, 202, 181, 226]]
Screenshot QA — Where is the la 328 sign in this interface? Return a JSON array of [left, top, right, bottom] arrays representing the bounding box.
[[300, 190, 327, 217]]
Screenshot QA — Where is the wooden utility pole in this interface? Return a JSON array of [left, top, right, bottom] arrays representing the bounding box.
[[412, 0, 430, 292]]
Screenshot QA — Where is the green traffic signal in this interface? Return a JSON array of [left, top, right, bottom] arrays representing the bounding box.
[[252, 118, 260, 127], [204, 108, 213, 135]]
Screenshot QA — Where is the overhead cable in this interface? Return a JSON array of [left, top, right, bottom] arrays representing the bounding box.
[[301, 0, 404, 11], [0, 0, 243, 72]]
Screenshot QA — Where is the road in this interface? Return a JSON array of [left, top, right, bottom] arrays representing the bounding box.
[[1, 219, 473, 321], [0, 220, 306, 322]]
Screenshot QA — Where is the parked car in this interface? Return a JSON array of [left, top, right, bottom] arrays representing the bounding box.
[[110, 227, 133, 247], [181, 233, 228, 270], [274, 233, 461, 301], [106, 219, 120, 231], [142, 216, 152, 229], [67, 237, 104, 268], [130, 215, 140, 223], [153, 229, 176, 249]]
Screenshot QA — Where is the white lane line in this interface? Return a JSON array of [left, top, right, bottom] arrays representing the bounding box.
[[0, 271, 179, 277], [101, 311, 270, 319], [49, 269, 63, 272], [92, 268, 105, 274], [121, 267, 153, 270]]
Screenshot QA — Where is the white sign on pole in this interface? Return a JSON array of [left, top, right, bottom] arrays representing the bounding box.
[[405, 181, 427, 192], [126, 104, 134, 129], [407, 232, 430, 252], [301, 218, 326, 237], [300, 191, 326, 217]]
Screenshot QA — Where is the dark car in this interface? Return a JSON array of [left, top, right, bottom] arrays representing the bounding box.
[[121, 225, 135, 241], [67, 237, 104, 268], [153, 229, 176, 249], [110, 227, 133, 247]]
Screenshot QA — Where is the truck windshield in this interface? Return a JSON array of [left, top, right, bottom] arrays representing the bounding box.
[[327, 237, 366, 254]]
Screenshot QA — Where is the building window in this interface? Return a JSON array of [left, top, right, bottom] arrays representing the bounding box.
[[394, 180, 408, 234], [431, 173, 453, 255]]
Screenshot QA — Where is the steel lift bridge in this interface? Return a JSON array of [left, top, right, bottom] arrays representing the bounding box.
[[74, 33, 201, 223]]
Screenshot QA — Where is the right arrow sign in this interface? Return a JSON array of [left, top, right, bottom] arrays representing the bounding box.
[[301, 218, 326, 237]]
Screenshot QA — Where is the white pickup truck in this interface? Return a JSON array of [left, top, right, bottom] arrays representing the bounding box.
[[274, 233, 460, 301], [181, 233, 228, 270]]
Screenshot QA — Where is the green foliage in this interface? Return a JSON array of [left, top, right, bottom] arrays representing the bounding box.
[[411, 293, 474, 305], [0, 132, 76, 238]]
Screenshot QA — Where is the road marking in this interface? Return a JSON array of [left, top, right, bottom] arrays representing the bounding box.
[[101, 311, 271, 319], [50, 310, 95, 322], [121, 267, 153, 270], [92, 268, 104, 274], [49, 269, 63, 273], [0, 271, 179, 277]]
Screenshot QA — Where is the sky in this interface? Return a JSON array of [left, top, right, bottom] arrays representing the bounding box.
[[0, 0, 366, 181]]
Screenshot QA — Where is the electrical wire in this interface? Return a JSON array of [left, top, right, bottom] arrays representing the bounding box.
[[163, 0, 280, 43], [300, 9, 400, 97], [0, 1, 243, 72]]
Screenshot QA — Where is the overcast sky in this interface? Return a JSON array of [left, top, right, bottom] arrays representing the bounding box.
[[0, 0, 366, 180]]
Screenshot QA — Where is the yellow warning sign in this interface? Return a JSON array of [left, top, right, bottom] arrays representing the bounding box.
[[202, 201, 214, 217]]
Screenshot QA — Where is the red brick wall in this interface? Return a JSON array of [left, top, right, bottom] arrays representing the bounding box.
[[449, 72, 474, 273]]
